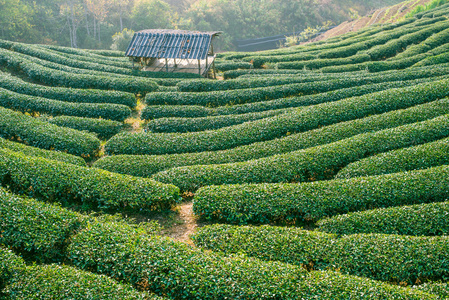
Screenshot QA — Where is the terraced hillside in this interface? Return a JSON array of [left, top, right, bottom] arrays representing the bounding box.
[[1, 3, 449, 299]]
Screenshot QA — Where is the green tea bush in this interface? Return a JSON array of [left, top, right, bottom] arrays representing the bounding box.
[[414, 51, 449, 66], [66, 220, 430, 299], [193, 164, 449, 224], [276, 53, 371, 70], [4, 264, 157, 300], [0, 88, 131, 122], [146, 109, 287, 133], [0, 149, 180, 212], [0, 188, 86, 262], [110, 79, 449, 155], [144, 74, 449, 118], [152, 114, 449, 191], [0, 106, 100, 157], [0, 48, 158, 94], [214, 61, 252, 71], [336, 137, 449, 178], [0, 247, 25, 293], [49, 116, 123, 139], [146, 69, 449, 107], [223, 69, 306, 79], [97, 99, 449, 177], [191, 224, 449, 284], [317, 201, 449, 236], [0, 71, 136, 107], [0, 137, 85, 166], [413, 281, 449, 298]]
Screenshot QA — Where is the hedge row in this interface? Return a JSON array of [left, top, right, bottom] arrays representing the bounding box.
[[145, 108, 287, 133], [365, 53, 429, 72], [108, 79, 449, 155], [1, 40, 193, 84], [94, 99, 449, 178], [0, 247, 25, 293], [0, 48, 159, 94], [336, 137, 449, 178], [193, 164, 449, 224], [179, 62, 449, 93], [0, 187, 87, 262], [0, 106, 100, 157], [4, 264, 156, 300], [391, 27, 449, 60], [0, 137, 86, 166], [191, 224, 449, 284], [144, 75, 449, 118], [276, 53, 371, 70], [317, 200, 449, 236], [223, 69, 307, 79], [0, 71, 136, 107], [0, 187, 432, 299], [0, 88, 131, 122], [66, 220, 431, 299], [366, 20, 449, 60], [37, 45, 131, 68], [152, 114, 449, 191], [145, 67, 449, 107], [414, 51, 449, 66], [214, 60, 252, 71], [40, 44, 129, 62], [0, 149, 180, 212], [413, 282, 449, 299], [86, 49, 125, 57], [49, 116, 124, 139]]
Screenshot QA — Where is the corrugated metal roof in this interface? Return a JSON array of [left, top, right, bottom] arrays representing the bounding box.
[[125, 30, 221, 60]]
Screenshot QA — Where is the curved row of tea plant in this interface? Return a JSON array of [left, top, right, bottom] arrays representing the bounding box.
[[0, 137, 85, 166], [108, 79, 449, 155], [0, 88, 131, 122], [152, 114, 449, 191], [143, 74, 449, 119], [0, 71, 136, 107], [191, 224, 449, 284], [193, 164, 449, 224], [49, 116, 124, 140], [96, 99, 449, 177], [317, 200, 449, 236], [0, 106, 100, 157], [336, 137, 449, 178], [0, 149, 180, 212]]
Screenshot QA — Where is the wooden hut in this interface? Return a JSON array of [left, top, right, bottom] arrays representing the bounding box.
[[125, 29, 221, 78]]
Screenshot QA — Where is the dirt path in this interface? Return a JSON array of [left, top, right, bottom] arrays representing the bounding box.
[[163, 202, 198, 244]]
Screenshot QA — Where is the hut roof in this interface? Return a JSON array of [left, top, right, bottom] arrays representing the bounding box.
[[125, 29, 221, 60]]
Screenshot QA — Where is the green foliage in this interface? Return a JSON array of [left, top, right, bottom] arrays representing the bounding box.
[[0, 137, 85, 167], [0, 106, 100, 157], [66, 220, 430, 299], [195, 224, 449, 285], [193, 164, 449, 224], [0, 149, 180, 212], [0, 188, 86, 262], [152, 114, 449, 191], [49, 116, 124, 139], [214, 61, 252, 72], [0, 88, 131, 122], [336, 137, 449, 178], [95, 99, 449, 178], [318, 201, 449, 236], [110, 79, 449, 156], [407, 0, 449, 18], [0, 247, 25, 293], [4, 264, 156, 300], [0, 71, 136, 107], [146, 109, 286, 133], [110, 28, 135, 52], [413, 281, 449, 298]]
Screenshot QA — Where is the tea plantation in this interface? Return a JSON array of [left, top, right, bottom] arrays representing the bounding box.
[[1, 2, 449, 299]]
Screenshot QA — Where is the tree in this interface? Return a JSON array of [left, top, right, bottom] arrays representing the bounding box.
[[131, 0, 176, 31], [111, 28, 134, 51], [86, 0, 108, 42], [0, 0, 34, 41]]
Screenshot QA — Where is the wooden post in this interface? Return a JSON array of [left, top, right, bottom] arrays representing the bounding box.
[[165, 58, 169, 72], [212, 60, 216, 79], [198, 59, 201, 75], [211, 43, 216, 79]]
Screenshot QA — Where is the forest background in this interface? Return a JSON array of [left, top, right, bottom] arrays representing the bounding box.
[[1, 0, 403, 51]]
